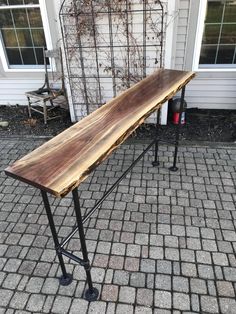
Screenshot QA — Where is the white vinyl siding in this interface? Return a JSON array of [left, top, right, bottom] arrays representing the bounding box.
[[174, 0, 190, 70], [185, 72, 236, 110], [0, 75, 44, 105]]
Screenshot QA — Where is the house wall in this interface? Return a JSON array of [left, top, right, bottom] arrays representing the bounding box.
[[174, 0, 236, 110], [0, 59, 44, 106], [1, 0, 235, 114], [0, 0, 60, 106]]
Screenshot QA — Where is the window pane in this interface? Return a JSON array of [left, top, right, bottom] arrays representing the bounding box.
[[35, 47, 44, 64], [205, 1, 223, 23], [13, 8, 28, 27], [8, 0, 24, 4], [24, 0, 39, 4], [224, 1, 236, 22], [200, 45, 217, 64], [0, 10, 13, 28], [220, 24, 236, 44], [21, 47, 36, 64], [6, 48, 22, 64], [0, 0, 39, 4], [217, 45, 235, 63], [202, 24, 220, 44], [32, 28, 46, 46], [17, 29, 33, 46], [2, 29, 17, 47], [28, 8, 43, 27]]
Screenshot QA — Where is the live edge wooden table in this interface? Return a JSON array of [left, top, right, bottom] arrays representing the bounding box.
[[5, 69, 195, 301]]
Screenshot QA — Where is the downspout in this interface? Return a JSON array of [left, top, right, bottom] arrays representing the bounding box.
[[184, 0, 193, 70], [160, 0, 177, 125], [59, 0, 76, 122]]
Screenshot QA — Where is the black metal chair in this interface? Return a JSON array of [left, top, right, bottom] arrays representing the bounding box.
[[25, 48, 67, 124]]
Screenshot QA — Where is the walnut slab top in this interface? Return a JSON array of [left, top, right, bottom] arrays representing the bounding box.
[[5, 69, 195, 197]]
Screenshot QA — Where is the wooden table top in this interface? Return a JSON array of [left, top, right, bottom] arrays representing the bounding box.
[[5, 69, 195, 197]]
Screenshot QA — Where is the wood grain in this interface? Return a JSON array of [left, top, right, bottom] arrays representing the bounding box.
[[5, 69, 195, 197]]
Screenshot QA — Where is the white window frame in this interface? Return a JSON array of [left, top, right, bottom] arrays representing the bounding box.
[[193, 0, 236, 72], [0, 0, 52, 72]]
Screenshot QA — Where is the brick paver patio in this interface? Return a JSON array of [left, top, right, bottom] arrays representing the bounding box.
[[0, 138, 236, 313]]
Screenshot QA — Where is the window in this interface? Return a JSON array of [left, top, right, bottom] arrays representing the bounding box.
[[0, 0, 48, 69], [199, 0, 236, 68]]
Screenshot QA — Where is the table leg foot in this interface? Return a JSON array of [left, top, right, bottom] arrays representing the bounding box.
[[59, 273, 73, 286], [152, 161, 160, 167], [169, 166, 178, 172], [84, 287, 99, 301]]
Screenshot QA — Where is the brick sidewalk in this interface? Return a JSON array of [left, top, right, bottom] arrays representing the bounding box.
[[0, 138, 236, 314]]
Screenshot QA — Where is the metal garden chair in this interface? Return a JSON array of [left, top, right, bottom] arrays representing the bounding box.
[[25, 48, 67, 124]]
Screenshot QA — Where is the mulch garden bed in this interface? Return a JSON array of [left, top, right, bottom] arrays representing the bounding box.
[[0, 105, 72, 137], [0, 105, 235, 143]]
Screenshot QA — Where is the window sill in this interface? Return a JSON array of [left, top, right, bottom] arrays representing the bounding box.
[[3, 68, 51, 73], [196, 68, 236, 72]]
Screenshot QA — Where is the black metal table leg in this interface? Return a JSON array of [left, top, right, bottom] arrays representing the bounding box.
[[72, 188, 99, 301], [41, 190, 73, 286], [152, 109, 160, 167], [169, 86, 186, 172]]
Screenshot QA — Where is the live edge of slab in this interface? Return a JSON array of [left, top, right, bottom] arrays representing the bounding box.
[[5, 68, 195, 198]]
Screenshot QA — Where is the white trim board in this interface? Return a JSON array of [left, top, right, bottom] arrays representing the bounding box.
[[53, 0, 76, 122], [160, 0, 177, 125]]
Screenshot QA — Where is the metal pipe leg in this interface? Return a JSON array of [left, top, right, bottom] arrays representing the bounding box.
[[72, 188, 99, 301], [43, 101, 47, 125], [27, 96, 32, 118], [41, 190, 73, 285], [169, 86, 186, 172], [152, 109, 160, 167]]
